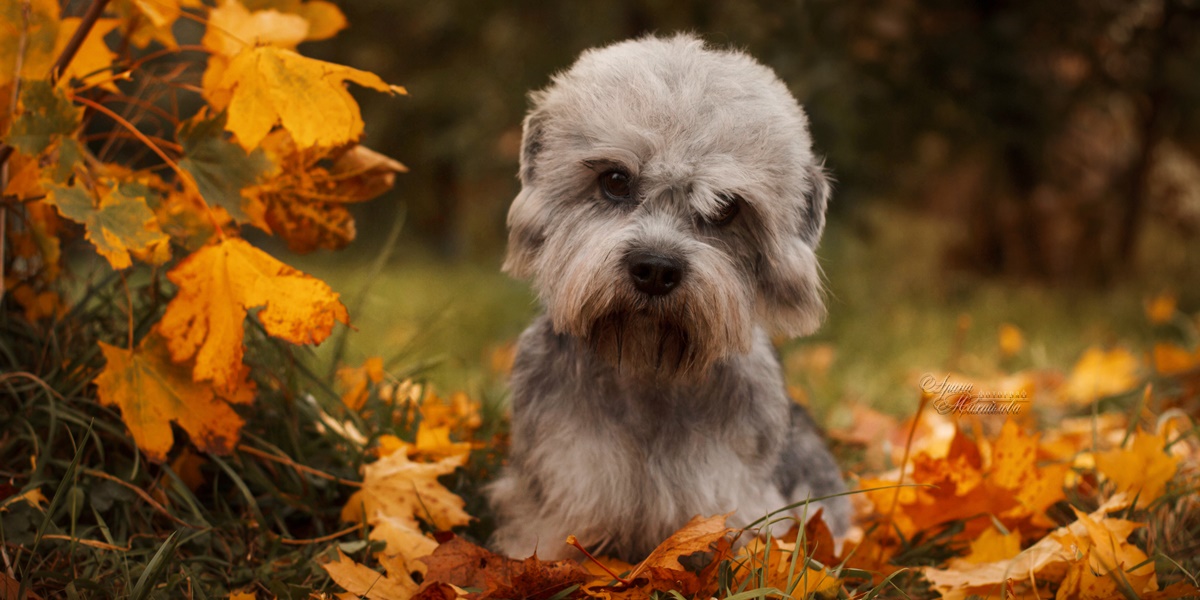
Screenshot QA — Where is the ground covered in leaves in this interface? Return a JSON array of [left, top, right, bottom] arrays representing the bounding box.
[[2, 0, 1200, 598]]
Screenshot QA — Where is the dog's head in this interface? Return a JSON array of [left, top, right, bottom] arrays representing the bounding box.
[[505, 34, 830, 379]]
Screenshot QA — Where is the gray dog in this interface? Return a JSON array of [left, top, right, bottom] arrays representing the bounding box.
[[488, 34, 850, 562]]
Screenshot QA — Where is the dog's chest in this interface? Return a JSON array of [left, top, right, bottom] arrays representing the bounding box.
[[532, 396, 787, 549]]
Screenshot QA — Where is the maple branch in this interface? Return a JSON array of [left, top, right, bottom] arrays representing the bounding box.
[[49, 0, 114, 86]]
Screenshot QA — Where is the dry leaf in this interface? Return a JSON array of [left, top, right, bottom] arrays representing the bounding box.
[[1059, 346, 1141, 405], [95, 332, 249, 463], [998, 323, 1024, 358], [322, 548, 418, 600], [215, 46, 405, 150], [341, 448, 470, 562], [159, 237, 349, 391], [1145, 292, 1177, 324], [1094, 428, 1180, 505], [419, 536, 593, 600]]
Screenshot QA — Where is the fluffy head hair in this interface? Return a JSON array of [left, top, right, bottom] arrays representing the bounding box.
[[505, 34, 831, 378]]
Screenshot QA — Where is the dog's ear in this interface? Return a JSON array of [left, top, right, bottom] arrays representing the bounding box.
[[756, 166, 831, 338], [504, 110, 549, 279], [798, 165, 831, 247]]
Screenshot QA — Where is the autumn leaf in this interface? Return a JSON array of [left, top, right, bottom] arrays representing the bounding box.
[[4, 80, 81, 155], [997, 323, 1024, 358], [248, 136, 406, 252], [55, 17, 121, 91], [201, 0, 309, 57], [339, 356, 386, 411], [45, 180, 170, 270], [340, 447, 471, 562], [419, 536, 593, 600], [0, 0, 60, 90], [1145, 292, 1177, 324], [159, 237, 349, 391], [177, 112, 272, 224], [1094, 428, 1180, 504], [1153, 343, 1200, 376], [215, 45, 405, 150], [322, 548, 418, 600], [956, 526, 1021, 565], [411, 424, 473, 461], [95, 332, 250, 463], [1059, 346, 1141, 405]]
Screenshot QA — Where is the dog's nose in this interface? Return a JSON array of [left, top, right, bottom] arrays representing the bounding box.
[[626, 251, 683, 296]]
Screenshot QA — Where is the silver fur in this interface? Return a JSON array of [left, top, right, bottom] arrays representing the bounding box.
[[488, 34, 850, 562]]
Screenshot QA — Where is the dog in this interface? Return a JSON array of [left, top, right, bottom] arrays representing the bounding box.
[[488, 34, 850, 562]]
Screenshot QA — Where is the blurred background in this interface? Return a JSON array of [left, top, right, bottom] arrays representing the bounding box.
[[290, 1, 1200, 422]]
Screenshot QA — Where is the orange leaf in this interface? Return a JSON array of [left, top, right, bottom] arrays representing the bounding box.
[[1153, 343, 1200, 376], [338, 356, 385, 411], [159, 237, 348, 391], [95, 332, 247, 463], [1059, 346, 1141, 405], [1094, 429, 1180, 505]]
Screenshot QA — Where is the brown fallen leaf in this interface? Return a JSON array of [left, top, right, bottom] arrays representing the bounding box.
[[419, 536, 593, 600]]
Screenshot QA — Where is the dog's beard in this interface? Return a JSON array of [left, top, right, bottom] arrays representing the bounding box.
[[542, 233, 756, 380], [588, 311, 696, 379]]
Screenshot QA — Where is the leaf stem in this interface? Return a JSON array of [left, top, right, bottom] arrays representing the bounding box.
[[567, 535, 632, 586], [50, 0, 114, 85]]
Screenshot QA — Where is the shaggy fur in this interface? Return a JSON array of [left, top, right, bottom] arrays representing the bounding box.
[[488, 34, 849, 562]]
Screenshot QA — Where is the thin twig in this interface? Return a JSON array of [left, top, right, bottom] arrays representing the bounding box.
[[82, 468, 205, 530], [276, 523, 363, 546], [236, 444, 362, 487], [68, 93, 227, 237], [41, 534, 131, 552], [49, 0, 114, 85]]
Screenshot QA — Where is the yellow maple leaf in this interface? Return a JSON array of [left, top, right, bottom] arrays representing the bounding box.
[[54, 18, 121, 91], [1094, 429, 1180, 504], [338, 356, 386, 411], [1145, 292, 1177, 325], [159, 237, 349, 391], [997, 323, 1024, 358], [411, 423, 473, 461], [1152, 343, 1200, 376], [959, 526, 1021, 564], [1059, 346, 1141, 405], [0, 0, 60, 88], [321, 548, 418, 600], [341, 449, 470, 562], [215, 45, 405, 150], [95, 332, 250, 463], [201, 0, 309, 57]]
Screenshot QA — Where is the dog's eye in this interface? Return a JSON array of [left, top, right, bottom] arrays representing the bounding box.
[[599, 170, 633, 201], [707, 194, 741, 226]]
